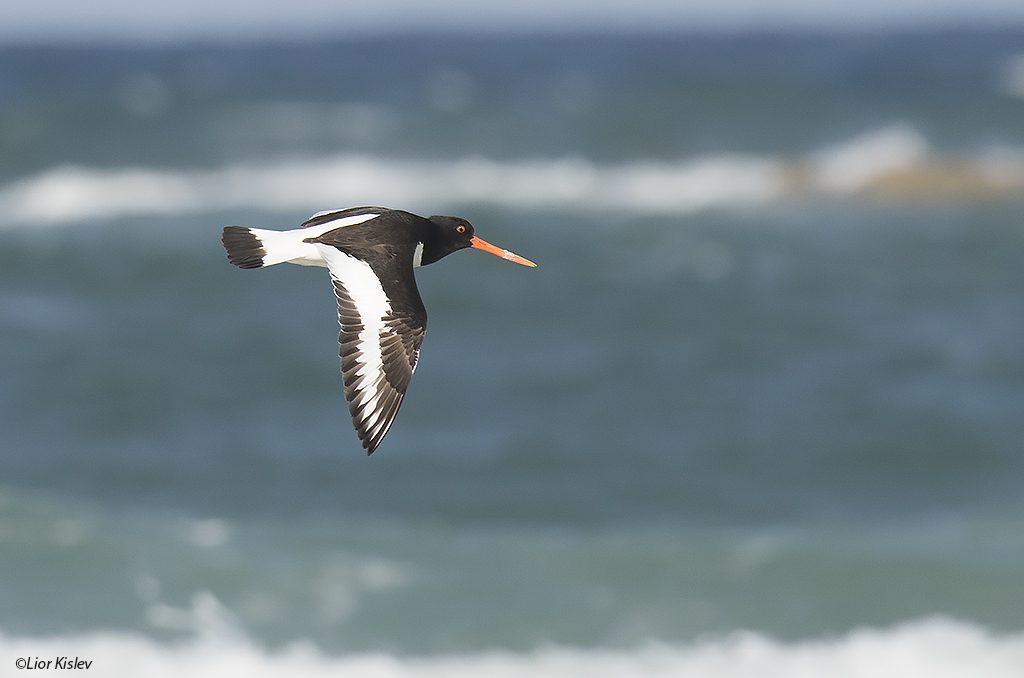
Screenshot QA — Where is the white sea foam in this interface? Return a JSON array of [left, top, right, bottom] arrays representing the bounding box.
[[2, 126, 1023, 226], [0, 155, 785, 226], [3, 606, 1024, 678], [810, 124, 929, 195]]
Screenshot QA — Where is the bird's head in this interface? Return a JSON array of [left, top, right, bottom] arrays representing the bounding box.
[[423, 215, 536, 267]]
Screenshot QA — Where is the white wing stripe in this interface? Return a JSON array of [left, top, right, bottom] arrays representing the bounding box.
[[361, 404, 385, 430], [317, 245, 391, 425], [299, 212, 380, 239]]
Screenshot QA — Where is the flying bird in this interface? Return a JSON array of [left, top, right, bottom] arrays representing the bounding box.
[[222, 206, 536, 454]]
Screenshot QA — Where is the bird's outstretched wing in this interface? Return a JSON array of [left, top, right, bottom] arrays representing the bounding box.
[[319, 245, 425, 454]]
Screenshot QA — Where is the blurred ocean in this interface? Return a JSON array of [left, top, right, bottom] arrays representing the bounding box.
[[3, 31, 1024, 676]]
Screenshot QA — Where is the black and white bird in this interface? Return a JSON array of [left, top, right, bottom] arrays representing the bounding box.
[[222, 206, 536, 455]]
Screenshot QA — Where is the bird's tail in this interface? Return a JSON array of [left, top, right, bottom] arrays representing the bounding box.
[[222, 226, 319, 268], [222, 226, 268, 269]]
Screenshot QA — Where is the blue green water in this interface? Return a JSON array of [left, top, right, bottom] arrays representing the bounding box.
[[2, 31, 1024, 674]]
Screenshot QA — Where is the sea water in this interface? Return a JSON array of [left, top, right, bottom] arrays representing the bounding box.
[[2, 32, 1024, 676]]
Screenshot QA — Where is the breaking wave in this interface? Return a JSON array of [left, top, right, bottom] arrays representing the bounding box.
[[0, 155, 783, 226], [2, 125, 1024, 226], [3, 608, 1024, 678]]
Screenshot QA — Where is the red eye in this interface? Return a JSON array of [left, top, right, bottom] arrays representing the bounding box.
[[456, 224, 466, 233]]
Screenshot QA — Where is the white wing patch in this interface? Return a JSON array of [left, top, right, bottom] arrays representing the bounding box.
[[306, 210, 381, 230], [300, 211, 379, 235], [317, 244, 397, 447]]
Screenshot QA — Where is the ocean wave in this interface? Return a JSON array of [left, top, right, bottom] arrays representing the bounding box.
[[2, 126, 1024, 226], [808, 124, 930, 195], [3, 606, 1023, 678], [0, 155, 784, 226]]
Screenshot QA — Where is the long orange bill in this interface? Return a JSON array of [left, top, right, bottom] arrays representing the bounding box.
[[470, 236, 537, 267]]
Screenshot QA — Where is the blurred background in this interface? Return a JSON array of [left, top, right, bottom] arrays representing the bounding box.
[[3, 1, 1024, 675]]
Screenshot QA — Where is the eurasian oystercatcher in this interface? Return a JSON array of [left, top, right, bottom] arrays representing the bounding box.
[[222, 206, 535, 454]]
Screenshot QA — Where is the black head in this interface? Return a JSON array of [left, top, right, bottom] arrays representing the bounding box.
[[420, 215, 476, 266], [421, 214, 537, 268]]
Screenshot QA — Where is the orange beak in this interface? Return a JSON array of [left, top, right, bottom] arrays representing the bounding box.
[[470, 236, 537, 267]]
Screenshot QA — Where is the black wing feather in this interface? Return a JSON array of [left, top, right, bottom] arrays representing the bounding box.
[[332, 278, 425, 454]]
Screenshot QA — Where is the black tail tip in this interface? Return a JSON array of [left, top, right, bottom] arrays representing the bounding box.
[[222, 226, 266, 269]]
